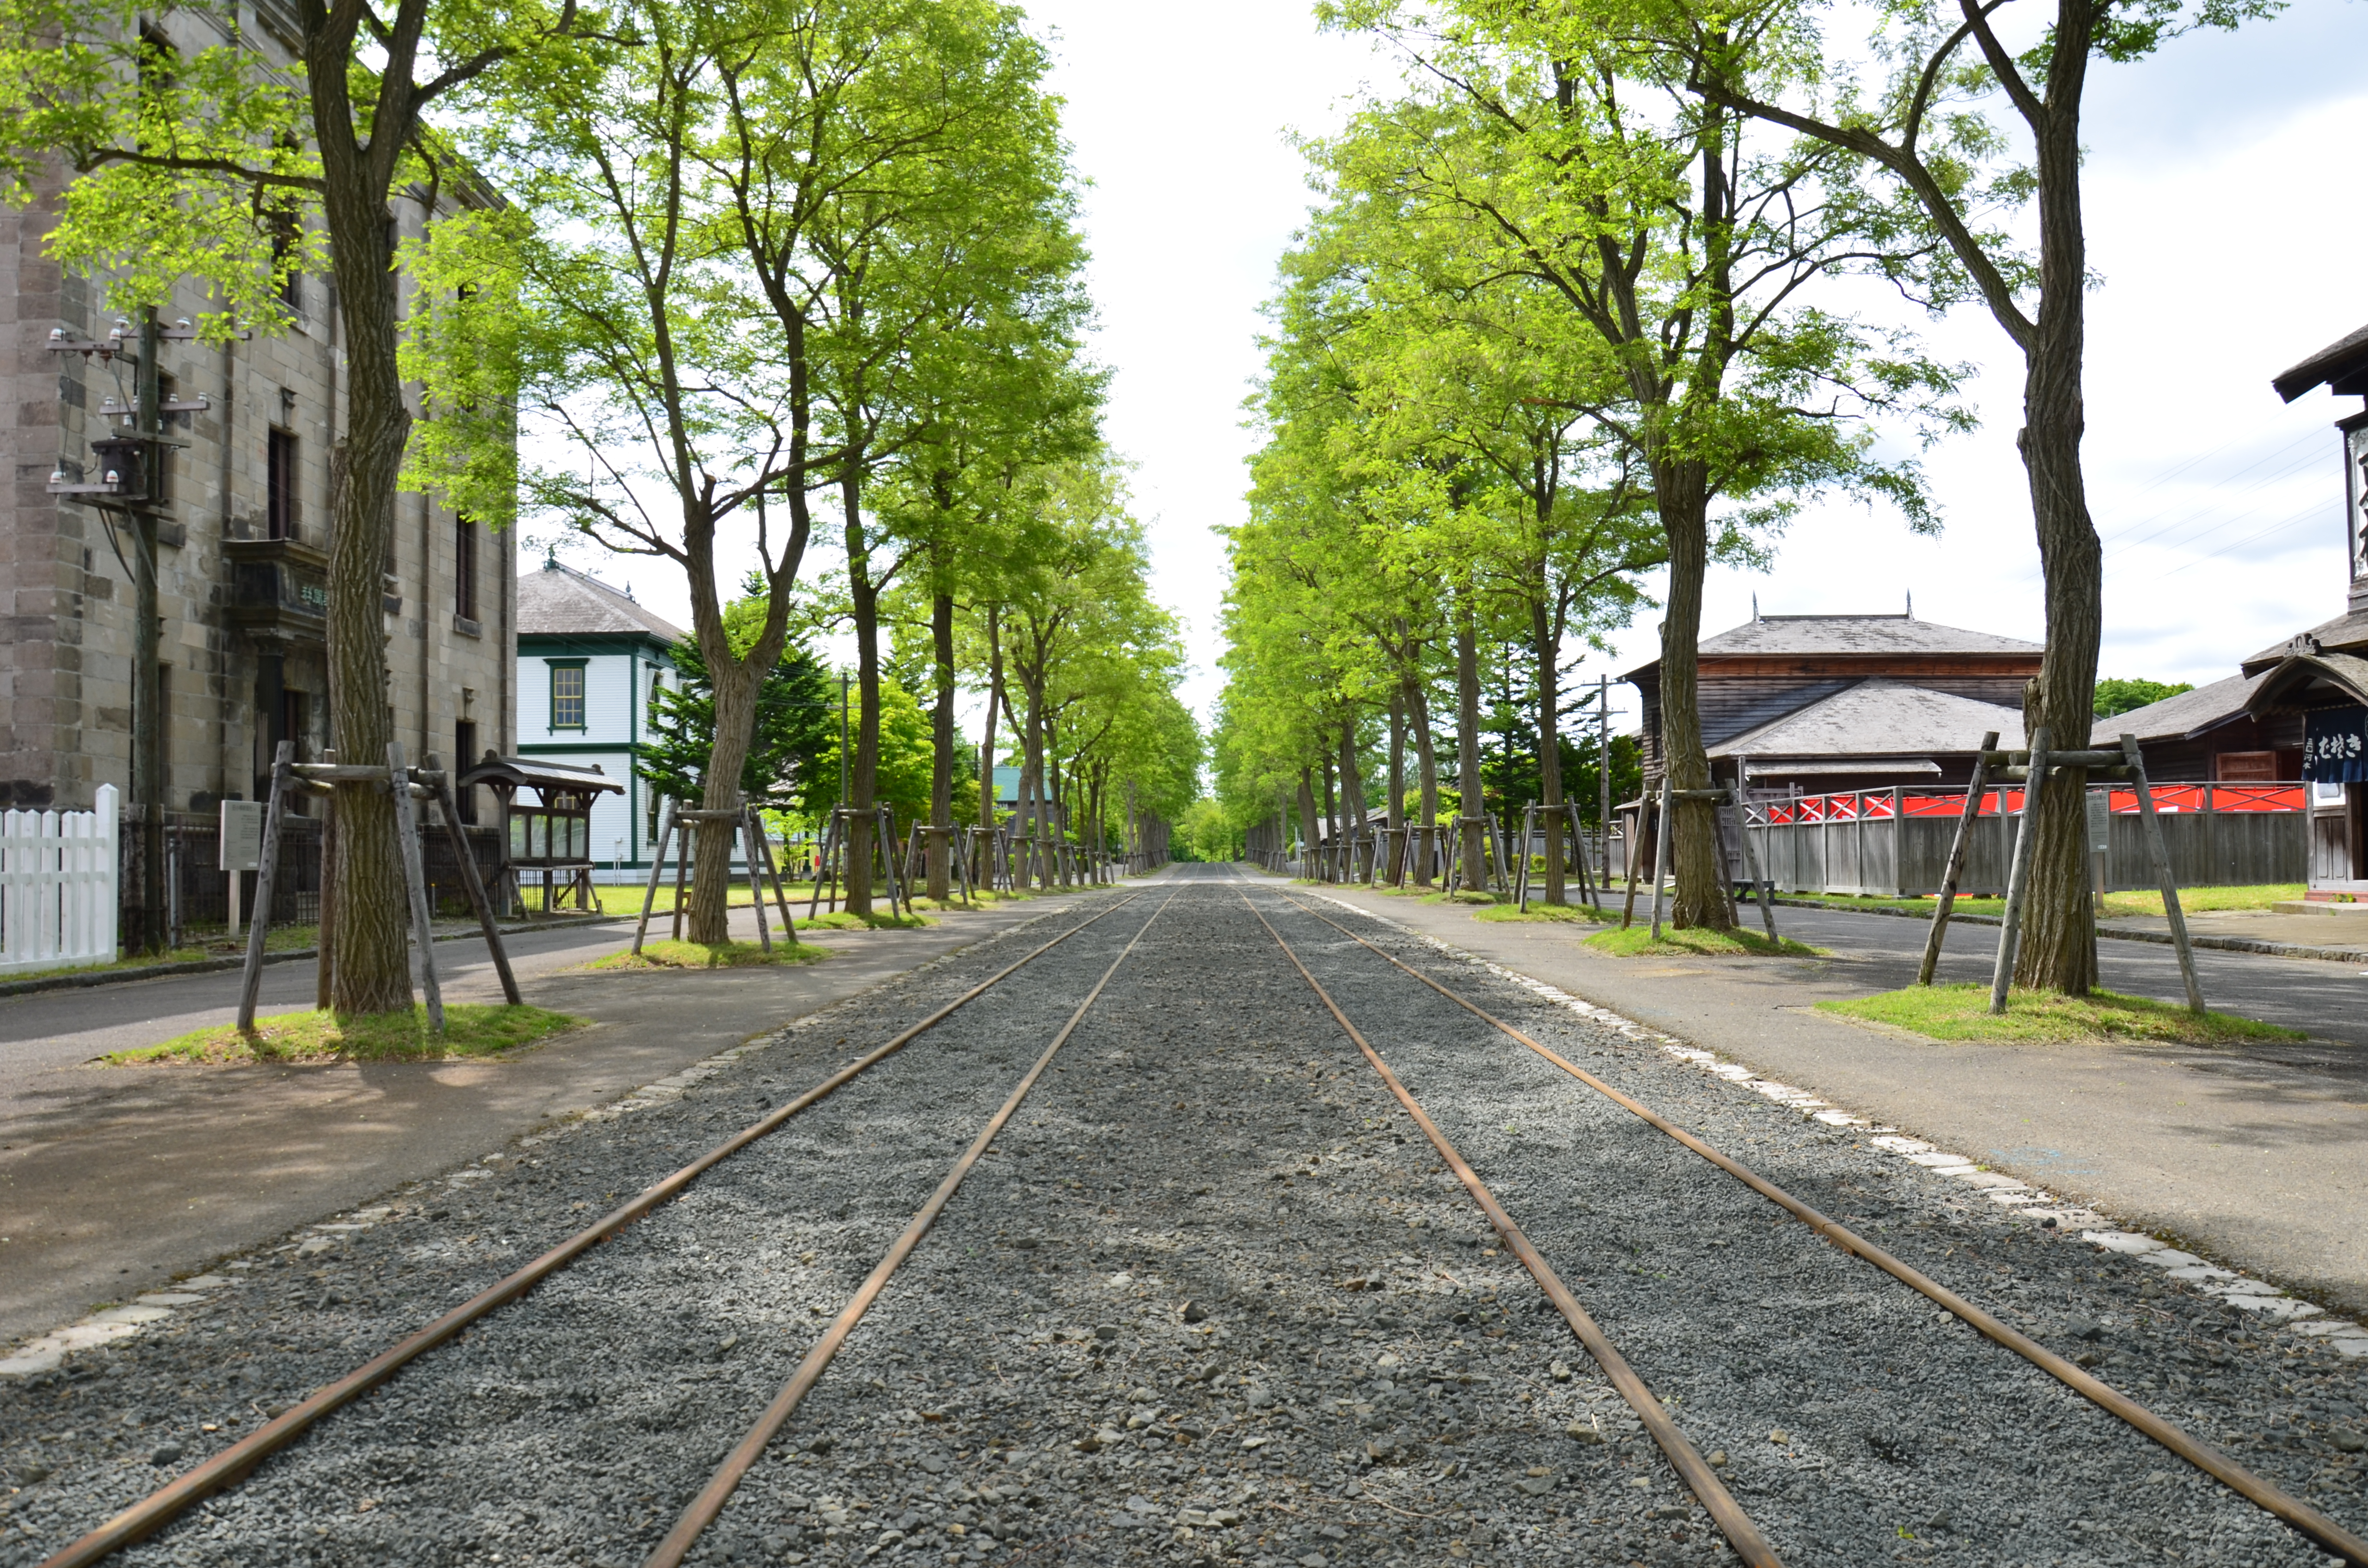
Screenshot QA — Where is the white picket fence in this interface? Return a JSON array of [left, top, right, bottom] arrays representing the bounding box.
[[0, 783, 118, 975]]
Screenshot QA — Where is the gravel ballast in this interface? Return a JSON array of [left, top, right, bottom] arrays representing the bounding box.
[[0, 870, 2360, 1567]]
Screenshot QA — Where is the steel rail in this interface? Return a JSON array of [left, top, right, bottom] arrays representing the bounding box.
[[37, 892, 1150, 1568], [1275, 892, 2368, 1568], [644, 888, 1185, 1568], [1243, 894, 1785, 1568]]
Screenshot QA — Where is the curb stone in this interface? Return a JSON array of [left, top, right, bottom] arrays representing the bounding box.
[[1769, 896, 2368, 968], [0, 914, 621, 1000], [0, 895, 1094, 1377], [1303, 888, 2368, 1361]]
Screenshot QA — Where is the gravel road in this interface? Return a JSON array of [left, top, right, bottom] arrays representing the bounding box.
[[2, 870, 2361, 1568]]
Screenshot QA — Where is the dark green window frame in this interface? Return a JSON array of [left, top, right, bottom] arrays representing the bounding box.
[[547, 658, 589, 731]]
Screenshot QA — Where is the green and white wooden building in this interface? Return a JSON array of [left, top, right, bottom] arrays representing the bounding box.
[[515, 561, 683, 882]]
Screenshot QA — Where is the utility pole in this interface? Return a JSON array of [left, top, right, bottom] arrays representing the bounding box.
[[46, 309, 233, 955], [130, 308, 164, 954], [1599, 673, 1611, 876]]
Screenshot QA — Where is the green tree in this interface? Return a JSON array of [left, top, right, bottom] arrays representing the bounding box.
[[1317, 1, 1969, 926], [638, 585, 836, 814], [809, 674, 937, 834], [2093, 678, 2193, 719], [1, 0, 579, 1010], [1672, 0, 2274, 988]]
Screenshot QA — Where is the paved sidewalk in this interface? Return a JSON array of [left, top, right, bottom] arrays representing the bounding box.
[[1290, 877, 2368, 1317], [0, 889, 1117, 1346]]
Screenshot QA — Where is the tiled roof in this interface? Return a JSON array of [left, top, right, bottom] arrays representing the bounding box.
[[2272, 320, 2368, 402], [2242, 608, 2368, 674], [1700, 613, 2042, 658], [1627, 613, 2042, 678], [1711, 678, 2026, 759], [517, 561, 685, 642], [2090, 672, 2264, 745]]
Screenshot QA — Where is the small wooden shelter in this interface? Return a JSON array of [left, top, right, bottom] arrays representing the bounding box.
[[458, 753, 626, 913]]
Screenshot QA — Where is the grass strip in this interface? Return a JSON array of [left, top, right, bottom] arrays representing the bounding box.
[[107, 1004, 586, 1066], [1817, 982, 2303, 1045], [590, 939, 831, 970], [1475, 901, 1611, 924], [1584, 924, 1827, 958]]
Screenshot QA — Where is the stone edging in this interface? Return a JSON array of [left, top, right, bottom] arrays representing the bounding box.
[[1302, 888, 2368, 1360], [0, 914, 622, 1001], [0, 897, 1083, 1376], [1769, 896, 2368, 967]]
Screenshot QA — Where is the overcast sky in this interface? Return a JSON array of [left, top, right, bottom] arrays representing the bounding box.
[[1021, 0, 2368, 738], [602, 0, 2368, 750]]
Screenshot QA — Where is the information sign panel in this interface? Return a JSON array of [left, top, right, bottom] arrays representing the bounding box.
[[220, 799, 266, 872]]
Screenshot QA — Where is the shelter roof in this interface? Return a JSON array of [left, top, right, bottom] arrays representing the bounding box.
[[458, 754, 626, 796], [2242, 608, 2368, 674], [1709, 677, 2026, 760], [2243, 651, 2368, 717], [2271, 321, 2368, 402], [2090, 672, 2265, 746], [1625, 613, 2041, 680], [517, 561, 685, 644]]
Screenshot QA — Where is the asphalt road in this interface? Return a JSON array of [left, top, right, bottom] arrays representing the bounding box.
[[1772, 901, 2368, 1064]]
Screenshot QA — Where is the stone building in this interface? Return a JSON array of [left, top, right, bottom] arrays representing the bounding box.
[[0, 1, 516, 823]]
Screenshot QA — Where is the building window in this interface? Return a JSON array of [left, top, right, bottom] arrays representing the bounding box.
[[455, 515, 478, 621], [266, 428, 296, 539], [454, 720, 479, 823], [548, 661, 587, 730]]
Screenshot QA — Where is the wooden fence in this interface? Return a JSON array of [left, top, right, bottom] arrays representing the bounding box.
[[1728, 784, 2306, 897], [1, 784, 119, 975]]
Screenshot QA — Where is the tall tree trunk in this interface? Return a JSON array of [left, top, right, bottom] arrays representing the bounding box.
[[2011, 56, 2102, 994], [1296, 767, 1319, 875], [1338, 713, 1367, 882], [1412, 679, 1439, 887], [687, 662, 757, 941], [843, 474, 877, 917], [1386, 691, 1406, 882], [980, 610, 1003, 885], [1652, 455, 1732, 930], [319, 162, 411, 1014], [928, 588, 955, 902], [1455, 608, 1487, 889], [1533, 595, 1566, 905], [1018, 682, 1045, 892], [1319, 748, 1337, 881]]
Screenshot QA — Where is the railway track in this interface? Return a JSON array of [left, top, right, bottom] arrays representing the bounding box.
[[25, 891, 1165, 1568], [1247, 885, 2368, 1568], [2, 871, 2360, 1567]]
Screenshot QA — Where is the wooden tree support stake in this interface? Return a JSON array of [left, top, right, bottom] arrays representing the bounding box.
[[2122, 733, 2207, 1015], [1988, 726, 2052, 1015], [1918, 731, 1998, 987], [429, 757, 520, 1005], [234, 742, 293, 1032], [632, 804, 677, 956], [387, 743, 445, 1034], [1647, 773, 1674, 941]]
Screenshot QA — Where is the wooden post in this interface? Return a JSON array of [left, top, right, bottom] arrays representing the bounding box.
[[1988, 725, 2051, 1016], [1620, 793, 1647, 929], [738, 812, 773, 953], [669, 807, 691, 939], [806, 811, 839, 920], [632, 803, 676, 956], [1918, 731, 1997, 987], [1647, 772, 1673, 940], [429, 759, 521, 1005], [877, 807, 905, 917], [235, 742, 292, 1031], [1517, 803, 1535, 911], [751, 808, 798, 934], [1731, 783, 1780, 944], [2123, 733, 2207, 1015], [316, 748, 337, 1011], [388, 745, 445, 1033]]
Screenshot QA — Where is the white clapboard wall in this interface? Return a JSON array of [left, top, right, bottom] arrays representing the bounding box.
[[0, 783, 119, 975]]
